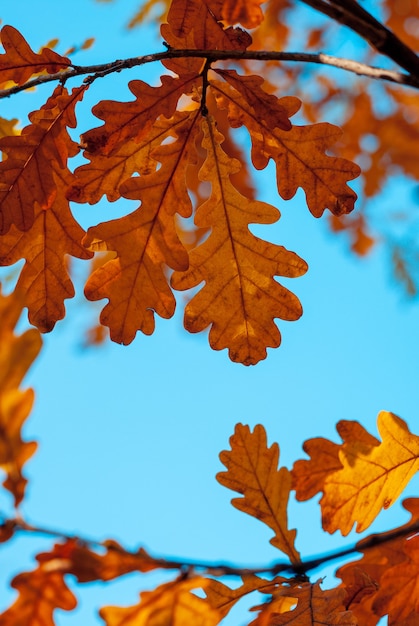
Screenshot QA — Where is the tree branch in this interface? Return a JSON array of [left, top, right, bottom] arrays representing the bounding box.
[[0, 48, 418, 101], [299, 0, 419, 78], [3, 514, 419, 578]]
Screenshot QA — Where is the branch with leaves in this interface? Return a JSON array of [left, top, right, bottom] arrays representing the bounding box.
[[1, 0, 419, 624]]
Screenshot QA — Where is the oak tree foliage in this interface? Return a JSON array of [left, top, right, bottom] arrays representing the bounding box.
[[1, 0, 419, 624]]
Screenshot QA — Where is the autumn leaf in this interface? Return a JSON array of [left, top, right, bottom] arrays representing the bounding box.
[[0, 25, 70, 86], [205, 575, 288, 619], [255, 581, 356, 625], [221, 0, 265, 29], [0, 287, 41, 505], [211, 73, 360, 216], [0, 168, 93, 332], [100, 578, 222, 626], [292, 420, 379, 502], [217, 423, 300, 563], [0, 116, 19, 139], [321, 412, 419, 535], [83, 113, 198, 344], [172, 117, 307, 365], [37, 539, 158, 583], [74, 75, 199, 157], [0, 85, 86, 234], [0, 562, 77, 626], [337, 498, 419, 625], [68, 110, 195, 204]]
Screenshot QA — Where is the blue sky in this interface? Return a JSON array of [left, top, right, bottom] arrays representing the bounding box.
[[1, 1, 419, 624]]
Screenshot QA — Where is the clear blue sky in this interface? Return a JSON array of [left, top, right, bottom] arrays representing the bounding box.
[[1, 1, 419, 624]]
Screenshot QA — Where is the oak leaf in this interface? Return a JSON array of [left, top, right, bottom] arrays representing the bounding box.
[[68, 110, 196, 204], [0, 562, 77, 626], [83, 114, 198, 344], [0, 168, 93, 332], [217, 423, 300, 563], [0, 85, 85, 234], [37, 539, 158, 583], [205, 575, 288, 619], [0, 25, 70, 86], [171, 118, 307, 365], [292, 420, 379, 502], [0, 288, 41, 505], [75, 75, 199, 157], [221, 0, 265, 28], [100, 578, 222, 626], [259, 582, 356, 625], [321, 412, 419, 534], [337, 498, 419, 625], [212, 74, 360, 216]]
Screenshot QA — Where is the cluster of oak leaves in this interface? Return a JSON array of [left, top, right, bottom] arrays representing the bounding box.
[[1, 0, 419, 624]]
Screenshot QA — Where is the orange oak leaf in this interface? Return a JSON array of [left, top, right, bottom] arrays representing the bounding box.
[[221, 0, 265, 28], [83, 114, 198, 344], [205, 575, 288, 620], [68, 110, 195, 204], [171, 117, 307, 365], [0, 25, 70, 86], [0, 169, 93, 332], [0, 288, 41, 505], [217, 423, 300, 563], [164, 0, 251, 52], [0, 85, 86, 234], [0, 562, 77, 626], [99, 578, 222, 626], [76, 75, 199, 157], [321, 412, 419, 535], [371, 534, 419, 624], [292, 420, 379, 502], [37, 539, 157, 583], [337, 498, 419, 625], [211, 75, 360, 216], [259, 581, 356, 625]]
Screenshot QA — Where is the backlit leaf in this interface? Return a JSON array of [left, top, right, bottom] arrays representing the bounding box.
[[212, 75, 360, 216], [171, 117, 307, 365], [0, 25, 70, 86], [100, 578, 222, 626], [83, 112, 199, 344], [217, 423, 300, 563], [0, 85, 85, 234], [0, 168, 93, 332], [321, 412, 419, 534], [0, 562, 77, 626]]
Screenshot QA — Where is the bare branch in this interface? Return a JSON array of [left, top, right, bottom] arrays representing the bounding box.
[[0, 48, 418, 101]]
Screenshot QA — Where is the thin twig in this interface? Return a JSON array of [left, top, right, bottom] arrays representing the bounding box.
[[0, 49, 418, 100], [3, 515, 419, 578]]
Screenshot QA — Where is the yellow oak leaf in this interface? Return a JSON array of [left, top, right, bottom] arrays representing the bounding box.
[[321, 411, 419, 534], [292, 420, 379, 502], [100, 578, 222, 626], [217, 423, 300, 563], [171, 116, 307, 365]]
